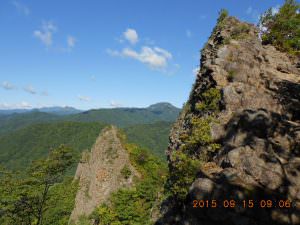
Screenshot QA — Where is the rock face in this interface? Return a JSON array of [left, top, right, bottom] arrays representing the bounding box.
[[158, 17, 300, 225], [69, 126, 139, 224]]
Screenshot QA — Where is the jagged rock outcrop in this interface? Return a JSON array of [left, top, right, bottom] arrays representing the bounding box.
[[158, 16, 300, 225], [69, 126, 139, 224]]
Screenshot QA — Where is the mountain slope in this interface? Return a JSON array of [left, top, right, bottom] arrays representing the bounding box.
[[0, 111, 59, 135], [65, 102, 180, 127], [158, 15, 300, 225], [0, 120, 172, 172], [123, 121, 173, 159], [0, 121, 106, 171]]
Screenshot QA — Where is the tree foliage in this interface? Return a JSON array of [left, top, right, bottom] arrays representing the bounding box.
[[0, 121, 105, 172], [259, 0, 300, 55], [0, 145, 76, 225], [217, 8, 229, 24]]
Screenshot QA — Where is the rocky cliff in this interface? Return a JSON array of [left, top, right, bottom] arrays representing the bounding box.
[[69, 126, 139, 224], [158, 16, 300, 225]]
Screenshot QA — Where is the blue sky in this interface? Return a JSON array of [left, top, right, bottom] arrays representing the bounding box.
[[0, 0, 284, 110]]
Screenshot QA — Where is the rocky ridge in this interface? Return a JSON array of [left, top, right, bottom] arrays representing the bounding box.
[[69, 126, 139, 224], [158, 16, 300, 225]]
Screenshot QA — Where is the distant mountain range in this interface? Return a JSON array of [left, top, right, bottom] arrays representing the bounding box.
[[0, 102, 180, 134], [0, 106, 82, 115]]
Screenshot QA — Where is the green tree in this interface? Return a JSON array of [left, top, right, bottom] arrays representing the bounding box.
[[259, 0, 300, 55], [0, 145, 75, 225], [217, 8, 229, 24]]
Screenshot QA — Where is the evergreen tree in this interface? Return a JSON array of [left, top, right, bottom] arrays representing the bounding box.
[[259, 0, 300, 55]]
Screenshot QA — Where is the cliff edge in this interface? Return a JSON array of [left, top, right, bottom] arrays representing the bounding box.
[[158, 16, 300, 225]]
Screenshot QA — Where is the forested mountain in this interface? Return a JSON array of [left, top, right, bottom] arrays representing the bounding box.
[[0, 111, 60, 135], [0, 102, 180, 135], [64, 102, 180, 127], [0, 121, 106, 171], [123, 121, 173, 159], [0, 120, 173, 171]]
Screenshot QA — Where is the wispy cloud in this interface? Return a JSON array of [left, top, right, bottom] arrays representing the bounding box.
[[19, 101, 32, 108], [23, 85, 36, 94], [78, 95, 91, 102], [67, 35, 76, 49], [106, 49, 120, 57], [41, 91, 48, 96], [1, 81, 15, 90], [200, 15, 207, 20], [110, 100, 122, 108], [144, 38, 155, 45], [186, 30, 192, 38], [12, 1, 30, 16], [33, 21, 57, 47], [123, 28, 138, 44]]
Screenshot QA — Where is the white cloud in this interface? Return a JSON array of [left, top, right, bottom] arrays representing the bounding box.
[[110, 100, 122, 108], [186, 30, 192, 38], [123, 28, 138, 44], [12, 1, 30, 16], [0, 101, 32, 109], [67, 35, 76, 48], [153, 47, 172, 59], [33, 21, 57, 47], [108, 29, 178, 73], [78, 95, 91, 102], [0, 103, 11, 109], [20, 101, 32, 108], [2, 81, 15, 90], [112, 46, 172, 69], [24, 85, 36, 94]]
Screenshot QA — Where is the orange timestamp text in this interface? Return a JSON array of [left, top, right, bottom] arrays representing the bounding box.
[[192, 199, 293, 209]]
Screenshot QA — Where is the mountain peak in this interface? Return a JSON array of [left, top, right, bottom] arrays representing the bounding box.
[[69, 126, 140, 223], [148, 102, 178, 110]]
